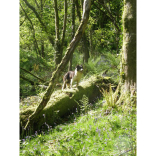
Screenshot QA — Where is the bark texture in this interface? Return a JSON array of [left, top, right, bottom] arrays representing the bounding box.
[[121, 0, 136, 94], [68, 0, 75, 71], [24, 0, 92, 129], [54, 0, 61, 64]]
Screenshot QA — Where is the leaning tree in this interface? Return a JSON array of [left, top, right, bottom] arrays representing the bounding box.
[[24, 0, 92, 129]]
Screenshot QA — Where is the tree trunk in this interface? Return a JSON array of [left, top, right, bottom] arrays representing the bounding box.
[[82, 33, 90, 63], [54, 0, 61, 65], [40, 0, 45, 58], [54, 0, 68, 65], [24, 0, 92, 129], [80, 0, 90, 64], [121, 0, 136, 94], [60, 0, 67, 56], [89, 28, 93, 55], [68, 0, 75, 71], [75, 0, 81, 21]]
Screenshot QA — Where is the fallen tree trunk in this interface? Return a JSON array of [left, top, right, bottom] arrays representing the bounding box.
[[20, 75, 116, 135], [24, 0, 92, 129]]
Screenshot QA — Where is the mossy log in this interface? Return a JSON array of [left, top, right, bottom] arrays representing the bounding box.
[[24, 0, 92, 129], [20, 75, 116, 134]]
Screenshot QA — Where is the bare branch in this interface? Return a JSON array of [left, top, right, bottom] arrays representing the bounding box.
[[22, 0, 54, 45], [20, 75, 39, 85], [93, 0, 120, 33], [34, 0, 40, 9], [20, 67, 46, 83], [20, 3, 41, 55], [20, 16, 26, 26]]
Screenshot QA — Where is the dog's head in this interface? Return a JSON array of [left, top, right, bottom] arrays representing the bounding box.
[[76, 64, 83, 72]]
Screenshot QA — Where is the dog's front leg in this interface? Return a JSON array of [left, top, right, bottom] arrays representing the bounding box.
[[70, 79, 73, 89], [62, 82, 66, 91], [76, 80, 79, 87]]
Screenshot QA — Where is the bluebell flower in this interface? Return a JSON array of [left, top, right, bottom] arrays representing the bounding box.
[[96, 127, 100, 133]]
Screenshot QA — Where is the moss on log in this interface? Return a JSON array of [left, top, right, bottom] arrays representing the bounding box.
[[20, 75, 116, 133]]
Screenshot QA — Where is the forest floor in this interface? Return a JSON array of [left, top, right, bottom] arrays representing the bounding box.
[[20, 97, 136, 156]]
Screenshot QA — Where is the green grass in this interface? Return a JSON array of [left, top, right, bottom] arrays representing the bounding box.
[[20, 98, 136, 156]]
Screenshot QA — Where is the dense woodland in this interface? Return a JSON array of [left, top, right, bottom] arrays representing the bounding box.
[[20, 0, 136, 155], [20, 0, 124, 98]]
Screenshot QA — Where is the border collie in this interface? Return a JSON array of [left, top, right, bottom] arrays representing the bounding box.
[[62, 65, 83, 90]]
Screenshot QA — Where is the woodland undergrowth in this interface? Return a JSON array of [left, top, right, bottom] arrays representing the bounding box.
[[20, 88, 136, 156]]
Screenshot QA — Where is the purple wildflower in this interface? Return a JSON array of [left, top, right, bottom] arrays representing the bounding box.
[[96, 128, 100, 133]]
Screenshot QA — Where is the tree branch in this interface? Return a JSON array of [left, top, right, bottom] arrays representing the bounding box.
[[20, 67, 45, 83], [22, 0, 54, 45], [34, 0, 40, 9], [20, 75, 39, 85], [93, 0, 120, 33], [20, 3, 41, 55], [20, 16, 26, 26]]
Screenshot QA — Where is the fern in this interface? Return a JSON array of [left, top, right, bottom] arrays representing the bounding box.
[[84, 53, 120, 81], [75, 95, 90, 114], [100, 84, 119, 108]]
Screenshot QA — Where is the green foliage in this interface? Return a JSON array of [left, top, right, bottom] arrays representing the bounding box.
[[84, 57, 102, 74], [101, 84, 118, 108], [84, 53, 120, 83], [20, 49, 54, 98], [20, 97, 136, 156], [19, 0, 137, 154], [77, 95, 90, 114], [20, 0, 123, 98]]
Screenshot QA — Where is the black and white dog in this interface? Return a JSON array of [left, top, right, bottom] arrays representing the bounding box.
[[62, 65, 83, 90]]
